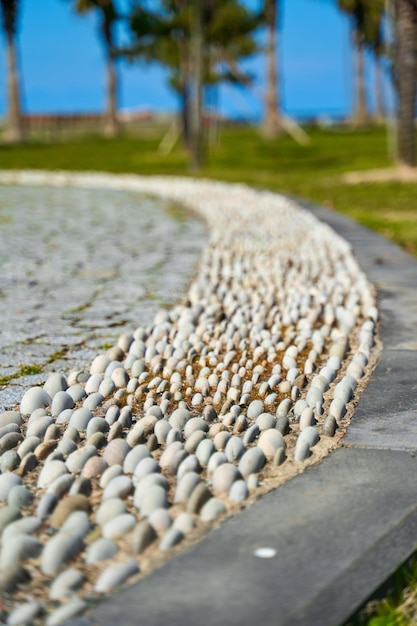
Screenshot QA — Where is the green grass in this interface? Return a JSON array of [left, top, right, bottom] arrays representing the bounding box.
[[1, 124, 416, 255]]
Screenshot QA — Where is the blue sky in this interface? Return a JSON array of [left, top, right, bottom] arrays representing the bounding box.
[[0, 0, 390, 121]]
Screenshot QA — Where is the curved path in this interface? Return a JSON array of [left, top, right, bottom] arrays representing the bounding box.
[[0, 173, 416, 625]]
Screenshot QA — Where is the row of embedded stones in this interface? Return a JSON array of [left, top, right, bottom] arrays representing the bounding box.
[[0, 174, 377, 626]]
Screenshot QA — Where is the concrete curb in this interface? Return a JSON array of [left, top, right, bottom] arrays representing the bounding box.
[[89, 198, 417, 626]]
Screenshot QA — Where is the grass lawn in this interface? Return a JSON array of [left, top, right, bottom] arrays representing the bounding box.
[[1, 123, 417, 256], [1, 123, 417, 624]]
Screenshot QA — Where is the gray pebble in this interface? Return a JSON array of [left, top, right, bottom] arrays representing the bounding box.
[[17, 435, 40, 458], [0, 534, 42, 567], [102, 439, 131, 466], [94, 558, 139, 593], [83, 391, 104, 410], [41, 531, 84, 575], [247, 399, 264, 419], [131, 520, 157, 554], [61, 511, 91, 538], [173, 512, 195, 533], [184, 429, 206, 453], [168, 407, 191, 430], [138, 484, 168, 516], [238, 447, 266, 476], [298, 426, 320, 447], [154, 419, 172, 444], [102, 513, 137, 539], [195, 439, 215, 466], [294, 438, 311, 462], [46, 597, 87, 626], [212, 463, 241, 494], [242, 424, 260, 446], [86, 417, 109, 439], [323, 414, 337, 437], [3, 516, 41, 542], [134, 456, 160, 480], [102, 475, 133, 500], [99, 464, 123, 489], [256, 413, 276, 431], [159, 526, 184, 552], [26, 415, 54, 439], [8, 484, 33, 508], [51, 391, 74, 417], [6, 600, 41, 625], [177, 454, 200, 480], [229, 479, 249, 503], [174, 471, 201, 503], [257, 429, 286, 459], [44, 373, 68, 397], [69, 407, 93, 432], [37, 493, 58, 519], [159, 441, 183, 469], [0, 472, 22, 500], [85, 537, 119, 563], [273, 447, 287, 466], [207, 451, 227, 477], [20, 387, 51, 416], [0, 431, 22, 454], [49, 567, 85, 599], [225, 436, 245, 462], [183, 417, 209, 438], [0, 411, 22, 428], [96, 497, 127, 526], [123, 444, 150, 474], [0, 506, 21, 532], [66, 384, 87, 403], [47, 474, 74, 499], [66, 446, 97, 474], [148, 508, 172, 533], [200, 497, 226, 522], [0, 450, 20, 472]]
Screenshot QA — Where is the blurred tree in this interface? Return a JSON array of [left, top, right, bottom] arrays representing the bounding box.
[[128, 0, 259, 158], [73, 0, 120, 137], [0, 0, 24, 143], [263, 0, 283, 138], [393, 0, 417, 166]]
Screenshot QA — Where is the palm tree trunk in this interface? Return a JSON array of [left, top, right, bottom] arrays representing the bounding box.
[[104, 51, 119, 138], [190, 0, 203, 170], [353, 27, 368, 126], [374, 53, 385, 123], [263, 0, 281, 138], [5, 30, 23, 143], [395, 0, 417, 166]]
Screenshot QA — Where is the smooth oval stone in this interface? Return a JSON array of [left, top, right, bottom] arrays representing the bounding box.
[[66, 446, 97, 474], [334, 381, 354, 404], [56, 438, 77, 457], [62, 425, 80, 442], [0, 562, 30, 593], [159, 526, 184, 552], [49, 566, 85, 600], [139, 484, 168, 516], [36, 493, 57, 520], [26, 415, 54, 439], [66, 384, 87, 403], [123, 445, 151, 474], [294, 438, 311, 462], [86, 417, 109, 439], [105, 405, 121, 426], [2, 516, 41, 543], [300, 407, 316, 430], [20, 388, 51, 416], [44, 373, 68, 397], [37, 461, 67, 489], [85, 373, 104, 394], [173, 512, 195, 534], [103, 513, 137, 539], [159, 441, 184, 469], [213, 430, 231, 451], [298, 426, 320, 447], [69, 476, 92, 497], [96, 497, 127, 526], [0, 505, 21, 532], [184, 430, 206, 454], [45, 597, 87, 626], [103, 475, 133, 501], [134, 474, 169, 508], [200, 497, 226, 522], [273, 447, 287, 466], [134, 456, 160, 480], [276, 415, 290, 435], [47, 474, 74, 500], [99, 464, 123, 489], [238, 447, 266, 476], [242, 424, 260, 446], [99, 377, 116, 398], [86, 431, 107, 450], [256, 413, 276, 431], [0, 411, 22, 428], [247, 400, 264, 419], [329, 397, 347, 420], [94, 558, 139, 593], [187, 482, 212, 515], [91, 354, 111, 375], [0, 534, 42, 567], [276, 398, 292, 418], [207, 451, 227, 477], [51, 391, 74, 417], [225, 436, 245, 462], [293, 399, 308, 417], [19, 452, 38, 476], [169, 408, 191, 430], [6, 600, 41, 625], [154, 420, 172, 445], [323, 414, 338, 437], [174, 472, 201, 503], [102, 439, 131, 466], [69, 407, 93, 431], [148, 508, 172, 533], [85, 537, 119, 564], [131, 520, 157, 554], [50, 495, 91, 528], [183, 417, 209, 439], [82, 455, 109, 479], [0, 450, 20, 473], [257, 429, 286, 459], [0, 431, 22, 454], [177, 454, 200, 480], [166, 428, 182, 445], [212, 463, 241, 494], [229, 479, 249, 503], [195, 439, 215, 467], [7, 484, 33, 508], [41, 531, 84, 575], [17, 435, 40, 458], [83, 392, 104, 410]]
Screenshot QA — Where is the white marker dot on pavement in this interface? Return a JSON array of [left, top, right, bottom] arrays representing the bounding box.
[[254, 547, 277, 559]]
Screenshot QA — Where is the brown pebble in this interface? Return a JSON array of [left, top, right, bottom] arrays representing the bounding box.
[[187, 482, 212, 514], [35, 440, 58, 461], [82, 456, 109, 479], [50, 494, 92, 528]]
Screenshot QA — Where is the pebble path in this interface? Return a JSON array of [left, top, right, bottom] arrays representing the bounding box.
[[0, 171, 378, 625]]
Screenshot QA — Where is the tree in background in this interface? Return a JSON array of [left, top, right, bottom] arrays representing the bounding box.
[[393, 0, 417, 166], [74, 0, 120, 137], [128, 0, 259, 159], [0, 0, 24, 143], [263, 0, 282, 139]]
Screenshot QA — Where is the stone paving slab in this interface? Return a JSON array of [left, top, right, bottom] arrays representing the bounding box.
[[89, 196, 417, 625]]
